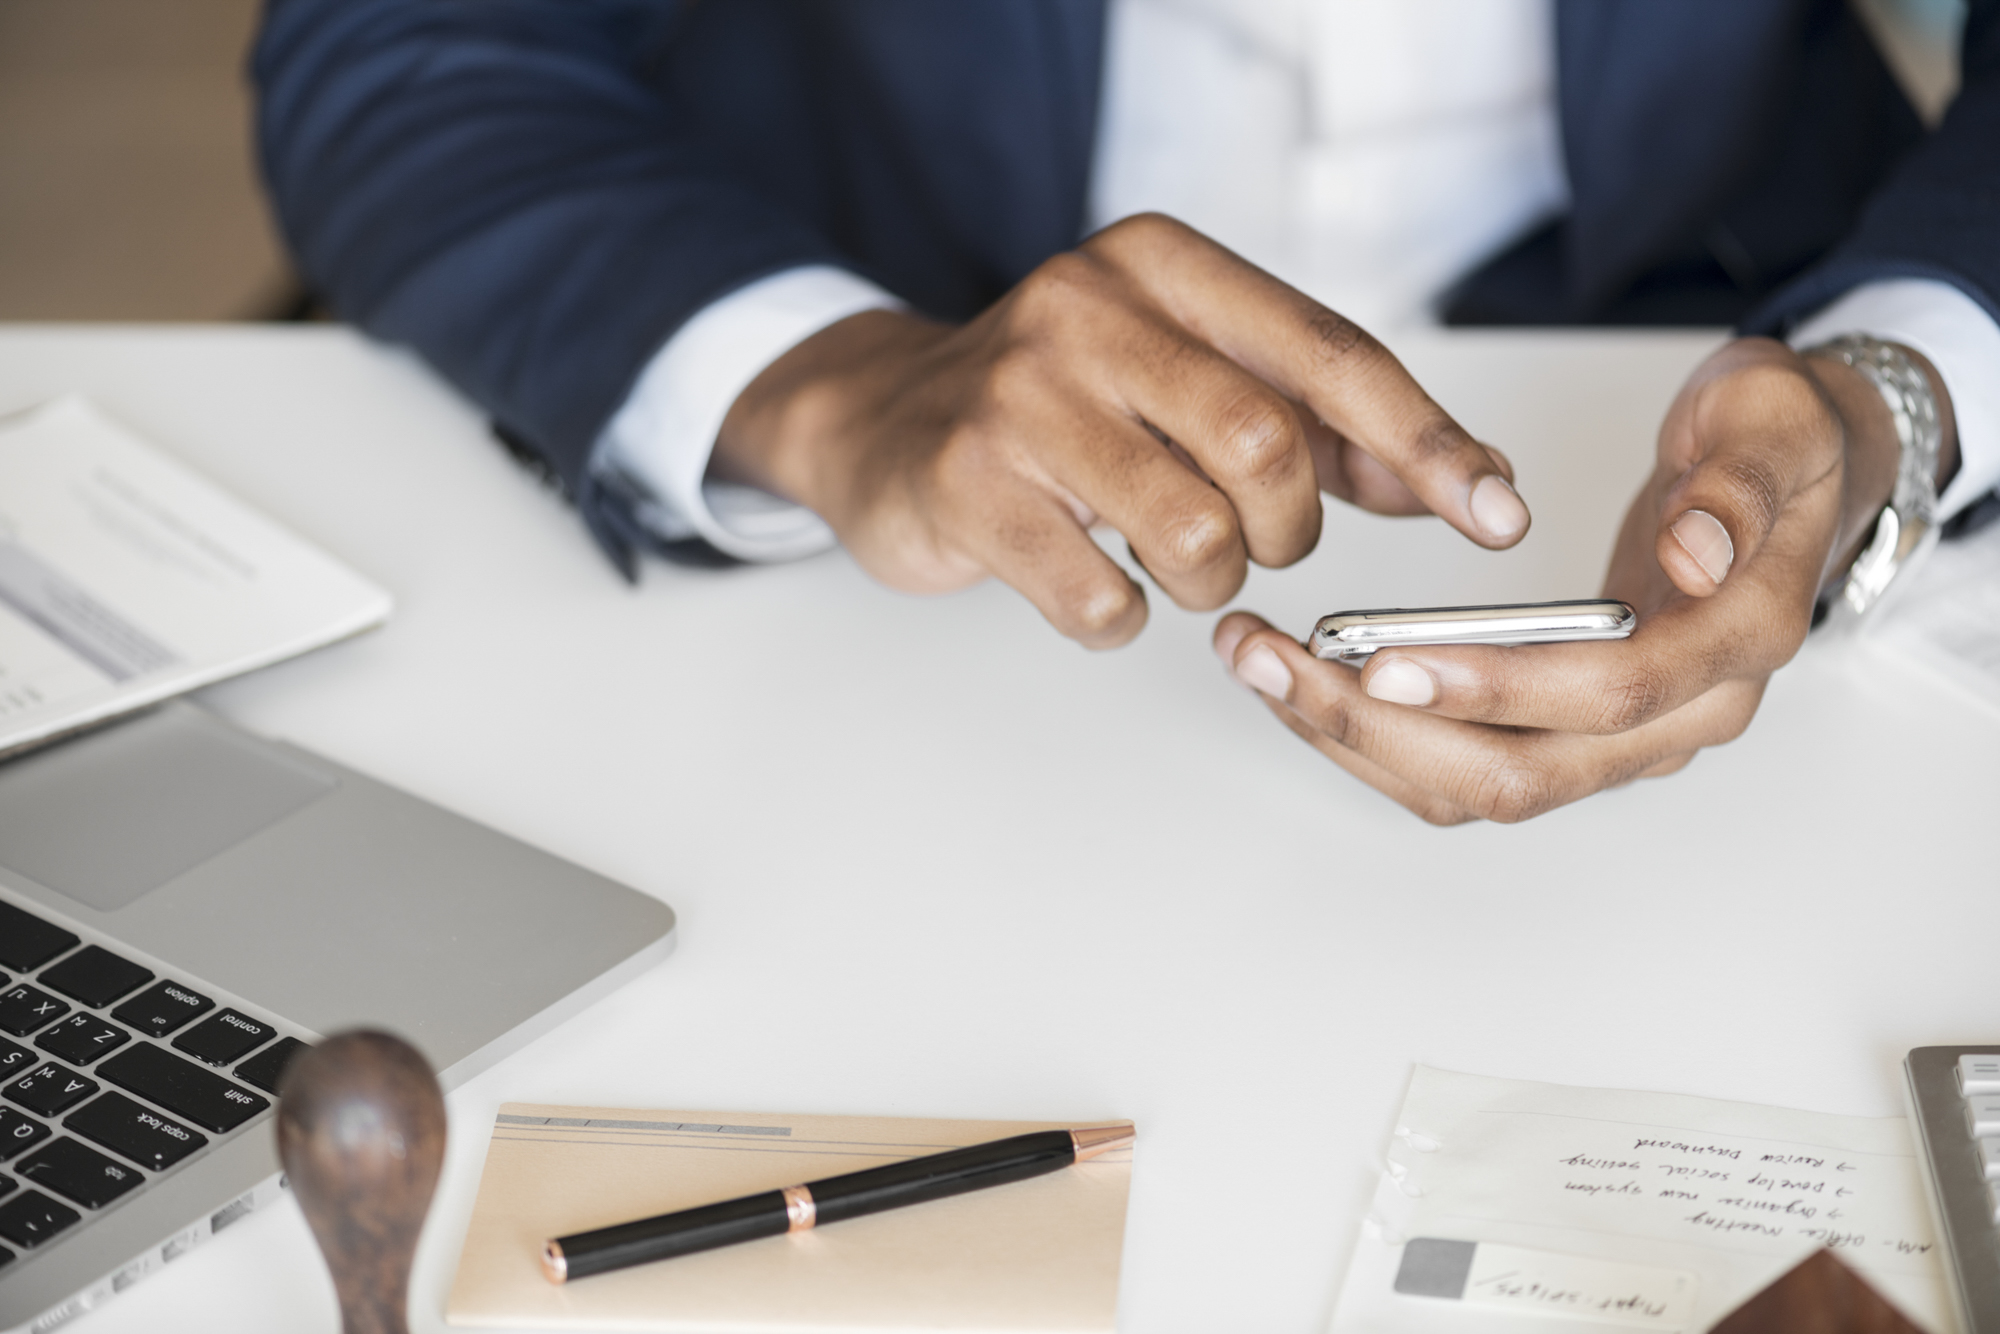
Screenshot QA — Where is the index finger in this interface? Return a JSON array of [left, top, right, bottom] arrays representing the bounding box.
[[1093, 214, 1531, 549]]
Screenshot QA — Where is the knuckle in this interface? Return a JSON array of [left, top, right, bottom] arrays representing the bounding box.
[[1469, 755, 1557, 824], [1063, 576, 1141, 640], [931, 424, 998, 491], [1728, 360, 1798, 399], [1311, 692, 1363, 752], [1210, 393, 1304, 482], [1592, 668, 1670, 734], [1092, 210, 1184, 256], [1276, 671, 1362, 750], [1303, 307, 1377, 364], [977, 348, 1048, 419], [1641, 753, 1694, 780], [1416, 799, 1477, 827], [1407, 412, 1469, 464], [1152, 500, 1240, 576], [1713, 681, 1766, 745], [1709, 453, 1786, 533], [1012, 251, 1104, 328], [1734, 361, 1823, 418], [1715, 711, 1754, 746], [1600, 753, 1666, 790]]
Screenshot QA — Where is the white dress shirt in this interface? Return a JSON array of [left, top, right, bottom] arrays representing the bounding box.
[[595, 0, 1999, 560]]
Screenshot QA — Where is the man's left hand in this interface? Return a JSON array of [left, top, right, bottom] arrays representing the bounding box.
[[1213, 336, 1956, 823]]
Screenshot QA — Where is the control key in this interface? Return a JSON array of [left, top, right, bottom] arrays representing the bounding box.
[[174, 1009, 275, 1067]]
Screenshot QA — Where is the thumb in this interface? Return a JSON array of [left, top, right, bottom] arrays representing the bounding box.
[[1654, 349, 1839, 598]]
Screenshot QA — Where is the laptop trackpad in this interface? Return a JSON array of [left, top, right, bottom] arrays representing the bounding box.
[[0, 707, 334, 911]]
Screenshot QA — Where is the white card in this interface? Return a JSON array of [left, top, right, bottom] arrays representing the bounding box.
[[1329, 1067, 1953, 1334]]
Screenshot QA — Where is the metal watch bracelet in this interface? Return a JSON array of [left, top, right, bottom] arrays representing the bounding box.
[[1804, 333, 1942, 622]]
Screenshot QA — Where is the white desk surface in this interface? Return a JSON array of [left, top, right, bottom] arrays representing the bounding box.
[[1, 326, 1994, 1334]]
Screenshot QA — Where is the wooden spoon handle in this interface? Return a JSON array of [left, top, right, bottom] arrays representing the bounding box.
[[277, 1031, 446, 1334]]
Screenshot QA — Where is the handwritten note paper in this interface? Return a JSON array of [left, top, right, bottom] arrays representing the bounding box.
[[1328, 1067, 1953, 1334]]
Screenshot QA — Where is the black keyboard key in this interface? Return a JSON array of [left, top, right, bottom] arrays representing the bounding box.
[[173, 1009, 275, 1067], [0, 1038, 34, 1080], [0, 1240, 12, 1267], [0, 902, 79, 972], [0, 1189, 79, 1247], [0, 1109, 50, 1162], [111, 980, 214, 1040], [35, 1014, 130, 1066], [233, 1036, 307, 1095], [98, 1043, 268, 1133], [17, 1138, 143, 1209], [0, 1176, 11, 1199], [6, 1064, 98, 1117], [39, 946, 151, 1008], [0, 985, 69, 1038], [65, 1092, 205, 1171]]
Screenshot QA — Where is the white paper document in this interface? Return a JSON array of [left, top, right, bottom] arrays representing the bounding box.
[[0, 396, 391, 756], [1328, 1067, 1953, 1334]]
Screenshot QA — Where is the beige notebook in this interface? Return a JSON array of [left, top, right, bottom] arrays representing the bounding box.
[[446, 1104, 1135, 1333]]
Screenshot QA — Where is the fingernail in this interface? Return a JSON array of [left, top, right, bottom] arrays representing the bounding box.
[[1235, 645, 1293, 700], [1469, 474, 1528, 541], [1213, 621, 1250, 667], [1365, 658, 1435, 707], [1671, 509, 1734, 587]]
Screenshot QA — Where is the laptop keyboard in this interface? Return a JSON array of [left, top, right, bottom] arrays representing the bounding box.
[[1908, 1046, 2000, 1333], [0, 897, 305, 1274]]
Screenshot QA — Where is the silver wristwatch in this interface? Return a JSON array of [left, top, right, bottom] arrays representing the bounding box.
[[1805, 334, 1942, 623]]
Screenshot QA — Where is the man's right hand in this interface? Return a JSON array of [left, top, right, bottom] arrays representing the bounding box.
[[710, 213, 1532, 648]]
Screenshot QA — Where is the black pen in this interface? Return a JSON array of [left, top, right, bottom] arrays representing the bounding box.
[[541, 1123, 1136, 1283]]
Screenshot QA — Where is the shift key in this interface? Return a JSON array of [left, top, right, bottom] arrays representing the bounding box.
[[97, 1045, 269, 1133]]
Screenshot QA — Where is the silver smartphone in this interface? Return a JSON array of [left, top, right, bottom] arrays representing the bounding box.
[[1309, 599, 1636, 663]]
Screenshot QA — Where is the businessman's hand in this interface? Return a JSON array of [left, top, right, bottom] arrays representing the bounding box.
[[712, 212, 1529, 647], [1215, 337, 1959, 823]]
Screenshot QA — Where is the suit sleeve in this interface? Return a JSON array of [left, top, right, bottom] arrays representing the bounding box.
[[1748, 0, 2000, 332], [254, 0, 848, 495]]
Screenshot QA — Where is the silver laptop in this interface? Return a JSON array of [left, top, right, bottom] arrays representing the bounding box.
[[0, 703, 677, 1332]]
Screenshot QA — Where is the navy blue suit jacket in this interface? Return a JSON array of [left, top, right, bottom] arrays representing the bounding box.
[[254, 0, 2000, 570]]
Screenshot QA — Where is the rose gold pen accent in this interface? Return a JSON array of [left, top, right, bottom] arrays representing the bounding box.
[[782, 1183, 817, 1232], [1068, 1124, 1136, 1161], [541, 1240, 569, 1284]]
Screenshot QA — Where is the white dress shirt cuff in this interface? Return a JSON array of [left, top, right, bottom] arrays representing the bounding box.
[[1787, 278, 2000, 520], [594, 265, 901, 562]]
